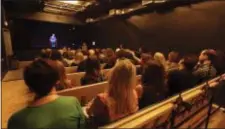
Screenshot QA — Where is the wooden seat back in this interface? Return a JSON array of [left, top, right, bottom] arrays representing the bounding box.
[[58, 82, 108, 105], [65, 66, 78, 74], [18, 61, 32, 68]]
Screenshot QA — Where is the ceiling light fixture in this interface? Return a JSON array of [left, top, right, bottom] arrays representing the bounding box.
[[58, 1, 81, 5]]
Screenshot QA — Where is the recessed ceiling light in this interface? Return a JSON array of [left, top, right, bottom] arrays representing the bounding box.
[[58, 1, 81, 5]]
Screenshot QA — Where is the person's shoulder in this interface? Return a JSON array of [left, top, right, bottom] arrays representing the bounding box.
[[135, 85, 143, 98], [8, 107, 28, 125], [97, 93, 107, 98], [96, 93, 108, 102], [58, 96, 79, 104]]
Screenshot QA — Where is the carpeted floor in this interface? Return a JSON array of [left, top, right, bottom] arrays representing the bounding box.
[[2, 80, 33, 128]]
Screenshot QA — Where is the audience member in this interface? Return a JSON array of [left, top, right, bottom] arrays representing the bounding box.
[[136, 60, 167, 109], [82, 42, 88, 53], [72, 52, 85, 66], [193, 49, 217, 83], [86, 59, 138, 126], [168, 54, 198, 96], [137, 53, 152, 75], [98, 53, 107, 64], [154, 52, 167, 70], [39, 49, 49, 60], [140, 53, 152, 65], [50, 50, 72, 89], [54, 61, 73, 90], [101, 48, 107, 56], [71, 50, 76, 55], [8, 59, 86, 129], [115, 49, 129, 59], [88, 49, 96, 56], [95, 48, 100, 54], [128, 49, 141, 65], [46, 48, 52, 57], [214, 50, 225, 75], [104, 48, 116, 69], [51, 50, 68, 67], [135, 47, 143, 58], [62, 47, 67, 54], [115, 48, 120, 53], [58, 49, 64, 56], [167, 51, 180, 72], [64, 51, 75, 66], [81, 56, 105, 86], [77, 61, 86, 72], [116, 49, 141, 65]]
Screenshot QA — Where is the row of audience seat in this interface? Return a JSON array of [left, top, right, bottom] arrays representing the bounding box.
[[100, 74, 224, 128], [2, 63, 108, 82], [58, 75, 142, 105], [67, 68, 111, 86], [3, 62, 140, 87], [2, 72, 224, 128]]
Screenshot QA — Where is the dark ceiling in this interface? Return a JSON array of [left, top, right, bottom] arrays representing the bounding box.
[[3, 0, 209, 25]]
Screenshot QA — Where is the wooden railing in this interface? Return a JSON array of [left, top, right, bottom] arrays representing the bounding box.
[[100, 74, 225, 128]]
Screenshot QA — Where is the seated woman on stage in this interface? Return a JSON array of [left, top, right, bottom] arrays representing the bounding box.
[[8, 59, 86, 129], [85, 58, 139, 126]]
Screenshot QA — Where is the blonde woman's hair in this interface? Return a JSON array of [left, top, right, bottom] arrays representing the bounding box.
[[154, 52, 167, 70], [107, 58, 137, 114], [74, 52, 84, 62]]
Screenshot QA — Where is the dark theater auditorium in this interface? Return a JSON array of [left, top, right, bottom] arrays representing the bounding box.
[[2, 0, 225, 128]]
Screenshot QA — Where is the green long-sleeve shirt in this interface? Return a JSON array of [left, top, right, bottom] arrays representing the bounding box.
[[8, 96, 86, 129]]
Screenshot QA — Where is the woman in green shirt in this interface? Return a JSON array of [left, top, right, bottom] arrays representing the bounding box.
[[8, 59, 86, 129]]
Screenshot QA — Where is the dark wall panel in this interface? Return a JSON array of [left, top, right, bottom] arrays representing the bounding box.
[[87, 1, 225, 54]]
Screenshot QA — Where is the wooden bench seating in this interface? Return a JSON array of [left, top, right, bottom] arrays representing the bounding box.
[[3, 64, 140, 82], [2, 67, 109, 82], [58, 75, 142, 104], [101, 74, 224, 128], [67, 68, 112, 86], [2, 74, 223, 128], [65, 66, 78, 74], [58, 82, 108, 105], [18, 61, 32, 68]]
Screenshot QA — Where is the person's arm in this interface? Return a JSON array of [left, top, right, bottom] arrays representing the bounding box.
[[74, 97, 86, 129], [135, 85, 143, 99], [129, 50, 141, 64], [85, 95, 109, 125], [65, 79, 73, 88]]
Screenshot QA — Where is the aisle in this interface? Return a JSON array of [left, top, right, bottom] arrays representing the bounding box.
[[1, 80, 33, 128]]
